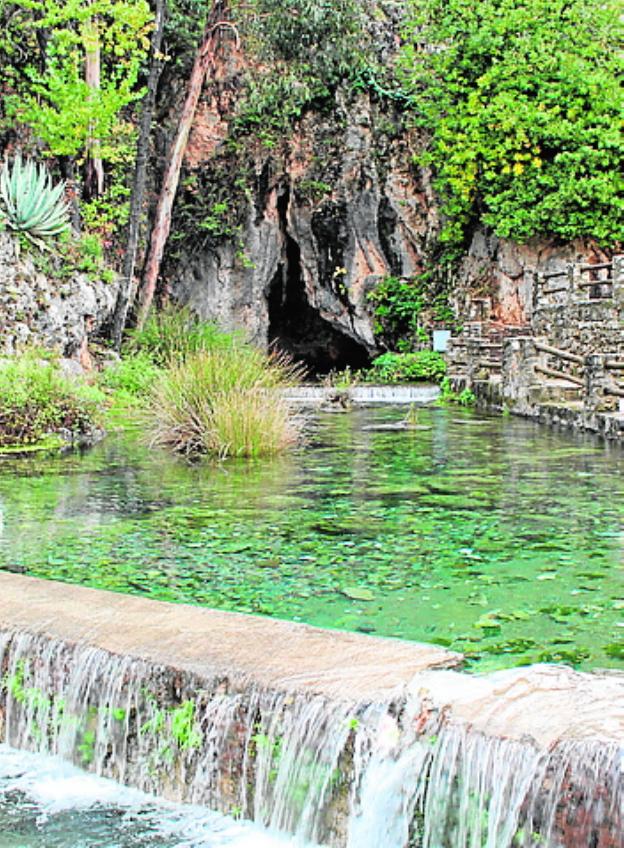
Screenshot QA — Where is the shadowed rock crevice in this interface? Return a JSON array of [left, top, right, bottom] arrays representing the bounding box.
[[268, 188, 371, 374]]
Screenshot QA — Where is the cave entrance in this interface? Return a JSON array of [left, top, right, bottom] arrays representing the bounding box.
[[267, 192, 371, 376]]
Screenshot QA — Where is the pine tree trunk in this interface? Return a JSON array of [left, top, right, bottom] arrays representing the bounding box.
[[111, 0, 167, 349], [135, 0, 229, 329]]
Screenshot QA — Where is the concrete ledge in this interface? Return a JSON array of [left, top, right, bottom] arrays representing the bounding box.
[[283, 384, 441, 406], [1, 574, 622, 846], [0, 573, 460, 701]]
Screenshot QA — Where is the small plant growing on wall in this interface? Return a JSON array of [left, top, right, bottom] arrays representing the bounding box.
[[0, 154, 70, 248]]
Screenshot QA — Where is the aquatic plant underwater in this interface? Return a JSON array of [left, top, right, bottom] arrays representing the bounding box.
[[0, 406, 621, 672]]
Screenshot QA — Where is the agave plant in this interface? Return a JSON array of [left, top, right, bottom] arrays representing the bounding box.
[[0, 153, 70, 247]]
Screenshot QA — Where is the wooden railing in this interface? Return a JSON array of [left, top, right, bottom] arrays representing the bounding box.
[[533, 340, 584, 387], [534, 341, 582, 365], [578, 261, 613, 298], [536, 258, 618, 305], [602, 359, 624, 399]]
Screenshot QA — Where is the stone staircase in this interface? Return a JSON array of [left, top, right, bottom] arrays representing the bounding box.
[[446, 320, 529, 398]]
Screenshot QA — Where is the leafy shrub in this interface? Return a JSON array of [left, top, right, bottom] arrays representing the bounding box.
[[148, 347, 302, 458], [401, 0, 623, 248], [367, 275, 425, 350], [127, 306, 242, 366], [0, 356, 103, 448], [363, 351, 447, 384], [367, 274, 456, 350], [0, 154, 69, 247], [99, 352, 161, 398], [439, 377, 476, 406]]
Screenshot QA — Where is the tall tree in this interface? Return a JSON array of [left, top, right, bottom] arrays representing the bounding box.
[[83, 3, 105, 198], [135, 0, 236, 328], [2, 0, 152, 193], [111, 0, 167, 349]]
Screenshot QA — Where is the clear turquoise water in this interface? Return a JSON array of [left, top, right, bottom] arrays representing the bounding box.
[[0, 406, 622, 671]]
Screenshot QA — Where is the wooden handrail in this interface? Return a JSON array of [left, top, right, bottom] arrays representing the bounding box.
[[542, 269, 568, 280], [534, 341, 583, 365], [578, 278, 613, 288], [535, 364, 584, 387], [604, 386, 624, 398], [580, 262, 613, 272]]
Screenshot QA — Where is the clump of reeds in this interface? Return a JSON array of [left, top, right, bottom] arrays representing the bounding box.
[[148, 346, 303, 458]]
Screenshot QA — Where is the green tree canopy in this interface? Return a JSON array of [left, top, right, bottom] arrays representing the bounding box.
[[401, 0, 624, 249], [1, 0, 152, 165]]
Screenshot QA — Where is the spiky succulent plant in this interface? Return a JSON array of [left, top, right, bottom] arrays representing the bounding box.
[[0, 154, 70, 247]]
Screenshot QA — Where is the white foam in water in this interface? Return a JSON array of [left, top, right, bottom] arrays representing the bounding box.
[[0, 744, 304, 847]]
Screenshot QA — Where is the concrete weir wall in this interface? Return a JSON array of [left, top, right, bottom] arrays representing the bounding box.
[[0, 574, 622, 847]]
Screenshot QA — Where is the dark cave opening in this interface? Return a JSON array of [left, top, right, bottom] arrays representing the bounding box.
[[267, 191, 371, 376]]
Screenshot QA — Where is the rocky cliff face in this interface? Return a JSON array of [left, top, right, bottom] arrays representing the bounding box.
[[159, 5, 443, 372], [169, 96, 440, 370], [160, 5, 609, 373], [0, 233, 118, 366]]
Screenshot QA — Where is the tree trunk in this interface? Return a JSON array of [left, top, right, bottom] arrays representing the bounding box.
[[135, 0, 230, 329], [111, 0, 167, 350], [84, 9, 105, 199], [58, 156, 82, 233]]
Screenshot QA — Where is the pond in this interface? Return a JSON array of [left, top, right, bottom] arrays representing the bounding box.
[[0, 406, 622, 672]]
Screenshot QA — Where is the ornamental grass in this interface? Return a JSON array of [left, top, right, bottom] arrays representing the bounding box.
[[148, 346, 303, 459]]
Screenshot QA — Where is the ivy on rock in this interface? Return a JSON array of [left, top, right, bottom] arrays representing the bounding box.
[[401, 0, 624, 250]]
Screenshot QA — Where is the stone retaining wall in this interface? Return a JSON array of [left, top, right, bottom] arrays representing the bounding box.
[[0, 233, 118, 364]]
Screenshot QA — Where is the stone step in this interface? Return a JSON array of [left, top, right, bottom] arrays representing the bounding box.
[[528, 382, 584, 405]]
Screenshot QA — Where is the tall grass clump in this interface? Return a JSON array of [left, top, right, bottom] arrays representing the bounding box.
[[0, 356, 104, 448], [127, 305, 242, 366], [148, 346, 303, 458]]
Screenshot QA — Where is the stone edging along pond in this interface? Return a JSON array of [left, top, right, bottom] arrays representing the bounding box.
[[0, 573, 621, 847]]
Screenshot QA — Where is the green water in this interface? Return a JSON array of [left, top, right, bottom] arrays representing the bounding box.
[[0, 406, 622, 671]]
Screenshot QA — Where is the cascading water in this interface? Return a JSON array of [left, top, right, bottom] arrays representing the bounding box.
[[0, 629, 621, 848]]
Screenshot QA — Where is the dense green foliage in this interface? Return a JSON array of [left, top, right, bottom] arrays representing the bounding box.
[[98, 351, 161, 398], [363, 351, 447, 384], [0, 355, 103, 448], [0, 155, 69, 246], [401, 0, 624, 248], [232, 0, 367, 136], [149, 346, 301, 458], [367, 275, 426, 350], [1, 0, 152, 164], [367, 274, 455, 351], [126, 305, 243, 366], [439, 377, 476, 407]]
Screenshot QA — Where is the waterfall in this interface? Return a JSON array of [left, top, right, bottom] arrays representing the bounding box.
[[0, 629, 621, 847]]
